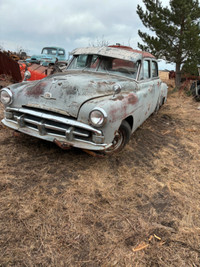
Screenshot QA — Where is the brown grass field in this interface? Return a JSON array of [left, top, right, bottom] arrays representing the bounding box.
[[0, 79, 200, 266]]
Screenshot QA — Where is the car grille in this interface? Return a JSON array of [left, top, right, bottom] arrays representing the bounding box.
[[4, 107, 103, 143]]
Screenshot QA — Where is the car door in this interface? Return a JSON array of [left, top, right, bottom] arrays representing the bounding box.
[[150, 60, 160, 112], [137, 59, 154, 122], [58, 49, 66, 61]]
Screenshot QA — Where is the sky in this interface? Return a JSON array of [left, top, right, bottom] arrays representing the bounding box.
[[0, 0, 174, 70]]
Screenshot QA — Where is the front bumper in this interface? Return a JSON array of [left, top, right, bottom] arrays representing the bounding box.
[[2, 107, 111, 151]]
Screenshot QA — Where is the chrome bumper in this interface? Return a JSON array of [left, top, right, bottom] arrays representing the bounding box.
[[2, 107, 111, 151]]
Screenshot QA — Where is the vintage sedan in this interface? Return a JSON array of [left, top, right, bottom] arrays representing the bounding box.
[[0, 45, 167, 154]]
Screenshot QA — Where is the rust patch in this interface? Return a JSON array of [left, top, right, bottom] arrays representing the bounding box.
[[127, 93, 138, 104], [109, 93, 138, 122], [26, 82, 47, 97], [65, 86, 77, 95], [53, 139, 72, 150]]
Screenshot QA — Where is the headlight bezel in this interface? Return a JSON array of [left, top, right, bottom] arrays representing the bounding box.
[[89, 107, 107, 128], [0, 88, 13, 105]]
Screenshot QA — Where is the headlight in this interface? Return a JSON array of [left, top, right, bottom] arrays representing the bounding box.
[[89, 108, 107, 127], [24, 70, 31, 81], [0, 88, 13, 105]]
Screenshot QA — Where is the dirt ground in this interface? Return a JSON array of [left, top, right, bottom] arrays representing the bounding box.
[[0, 81, 200, 266]]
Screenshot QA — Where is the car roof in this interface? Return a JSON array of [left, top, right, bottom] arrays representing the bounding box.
[[71, 46, 155, 61], [42, 47, 65, 50]]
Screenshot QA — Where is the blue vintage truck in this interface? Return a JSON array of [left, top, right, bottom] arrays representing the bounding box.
[[26, 46, 67, 66]]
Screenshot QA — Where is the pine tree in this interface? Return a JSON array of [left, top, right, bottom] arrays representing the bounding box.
[[137, 0, 200, 88]]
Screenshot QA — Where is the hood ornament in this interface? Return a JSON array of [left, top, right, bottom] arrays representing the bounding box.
[[41, 92, 56, 100]]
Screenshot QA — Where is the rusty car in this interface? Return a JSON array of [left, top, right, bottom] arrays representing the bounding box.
[[19, 61, 66, 82], [0, 45, 168, 154]]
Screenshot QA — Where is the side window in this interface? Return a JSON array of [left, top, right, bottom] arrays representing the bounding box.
[[144, 60, 150, 79], [152, 61, 158, 77], [91, 55, 99, 68], [42, 49, 48, 55], [58, 49, 65, 55], [51, 50, 57, 55]]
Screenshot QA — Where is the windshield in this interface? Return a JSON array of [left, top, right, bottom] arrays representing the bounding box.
[[67, 54, 138, 79], [42, 48, 57, 55]]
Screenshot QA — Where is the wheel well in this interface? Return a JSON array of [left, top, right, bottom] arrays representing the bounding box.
[[162, 97, 166, 105], [124, 116, 133, 130]]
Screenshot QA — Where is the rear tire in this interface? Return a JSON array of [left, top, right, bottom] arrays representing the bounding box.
[[104, 120, 131, 154]]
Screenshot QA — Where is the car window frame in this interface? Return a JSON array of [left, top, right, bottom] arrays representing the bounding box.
[[138, 58, 159, 81], [152, 60, 159, 78]]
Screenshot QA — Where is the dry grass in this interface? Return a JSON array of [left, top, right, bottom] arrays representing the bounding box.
[[0, 82, 200, 266]]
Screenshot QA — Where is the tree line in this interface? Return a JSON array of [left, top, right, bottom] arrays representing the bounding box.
[[137, 0, 200, 88]]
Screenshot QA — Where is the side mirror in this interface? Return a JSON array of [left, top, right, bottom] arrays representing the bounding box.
[[112, 84, 121, 97]]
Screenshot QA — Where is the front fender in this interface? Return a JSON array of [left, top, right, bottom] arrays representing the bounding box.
[[78, 92, 139, 143]]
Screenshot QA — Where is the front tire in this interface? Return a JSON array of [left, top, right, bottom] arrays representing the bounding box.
[[104, 120, 131, 154]]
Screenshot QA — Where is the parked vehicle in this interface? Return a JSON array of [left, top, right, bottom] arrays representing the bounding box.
[[0, 45, 168, 154], [19, 62, 48, 81], [190, 80, 200, 101], [190, 65, 200, 101], [25, 46, 67, 66], [19, 61, 66, 82]]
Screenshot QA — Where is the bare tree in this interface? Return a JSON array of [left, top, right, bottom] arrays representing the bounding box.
[[89, 36, 109, 47]]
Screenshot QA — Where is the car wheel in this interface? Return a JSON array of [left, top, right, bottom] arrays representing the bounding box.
[[104, 120, 131, 154], [154, 97, 165, 114]]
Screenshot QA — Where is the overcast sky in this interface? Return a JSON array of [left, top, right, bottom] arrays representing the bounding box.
[[0, 0, 174, 69]]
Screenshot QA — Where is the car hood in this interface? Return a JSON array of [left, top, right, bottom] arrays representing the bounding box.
[[11, 71, 136, 118], [31, 54, 55, 60]]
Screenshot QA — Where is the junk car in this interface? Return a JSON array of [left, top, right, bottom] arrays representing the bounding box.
[[0, 45, 168, 154], [25, 46, 67, 66], [19, 61, 66, 82]]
